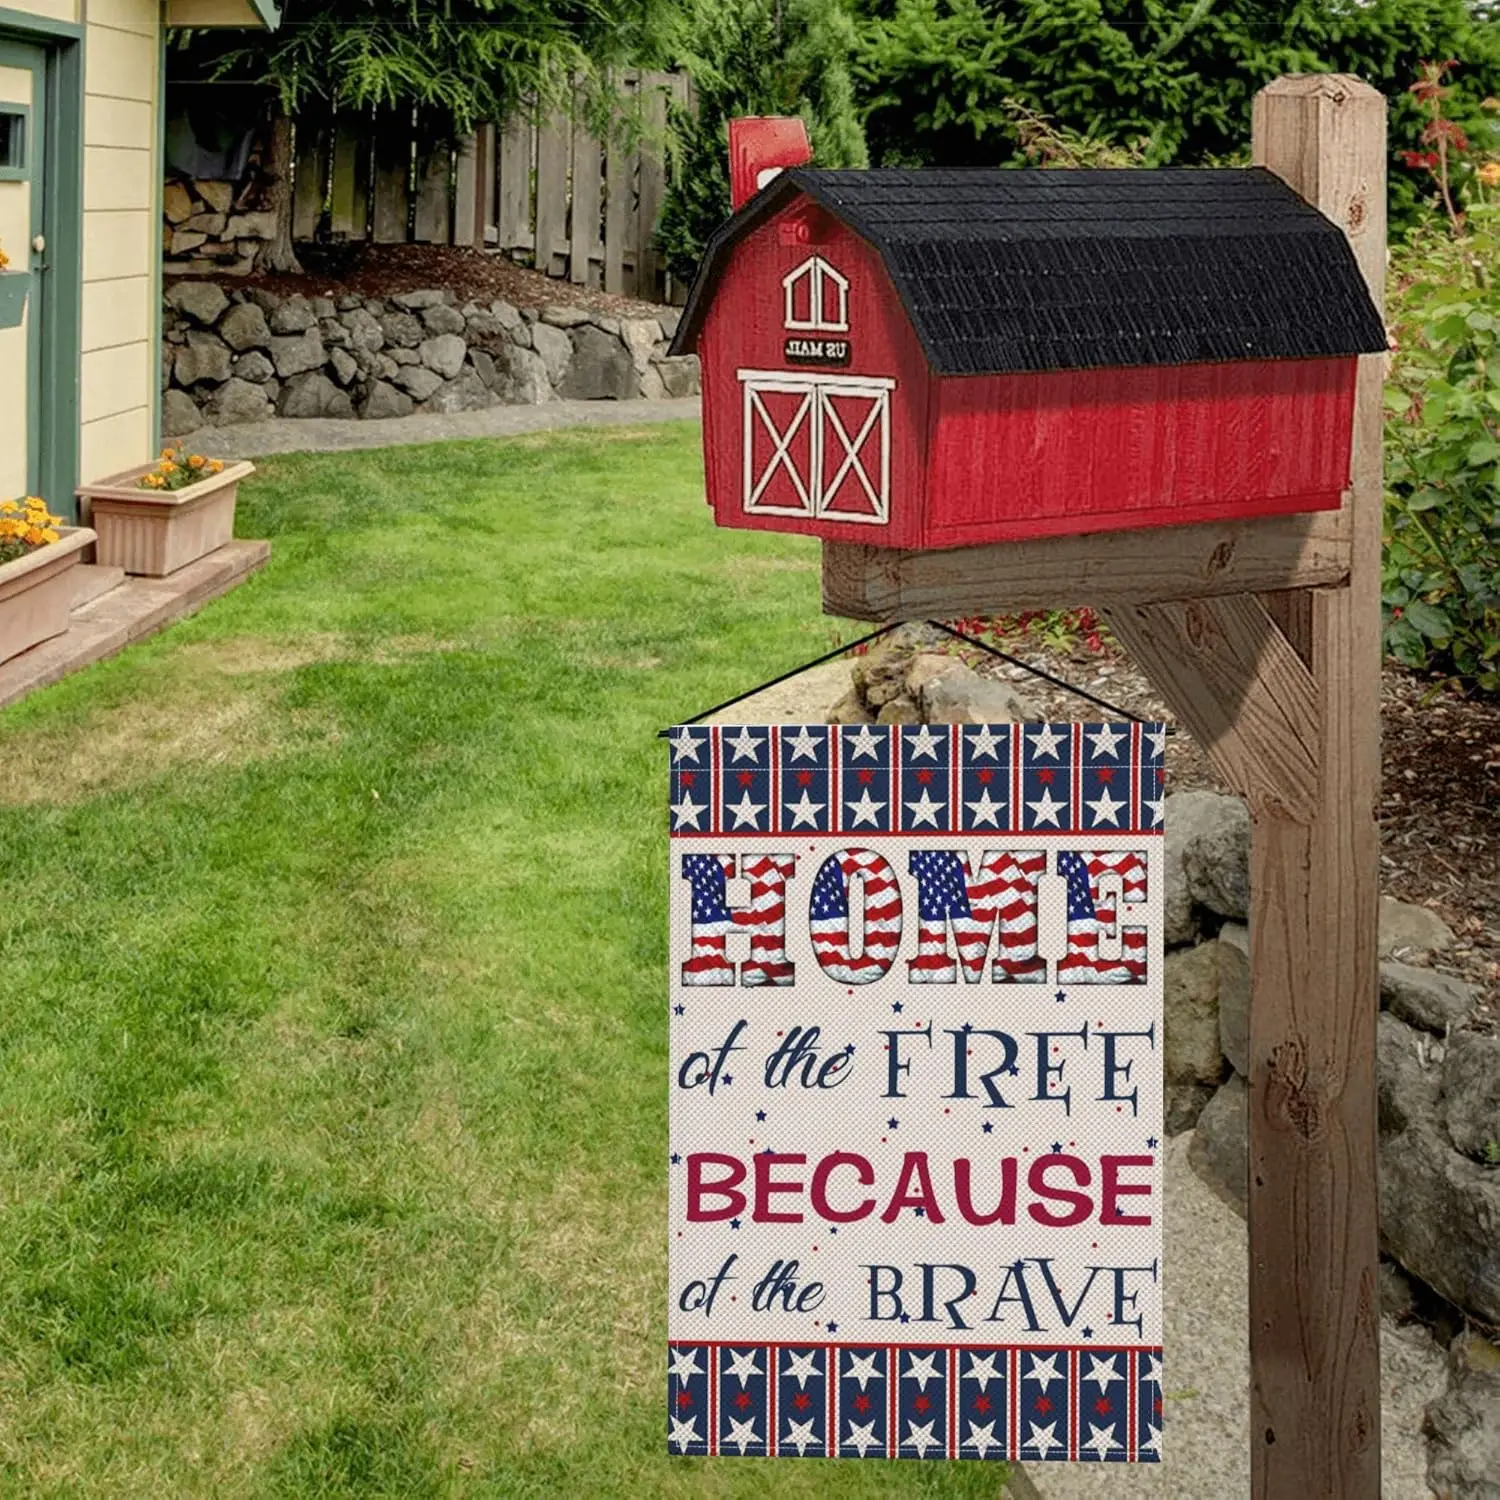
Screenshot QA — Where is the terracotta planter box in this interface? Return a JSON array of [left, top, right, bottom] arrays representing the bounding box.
[[77, 460, 253, 577], [0, 526, 96, 664]]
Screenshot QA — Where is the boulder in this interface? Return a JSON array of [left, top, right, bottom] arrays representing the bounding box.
[[206, 377, 273, 424], [539, 303, 591, 328], [1165, 1081, 1216, 1137], [327, 348, 359, 387], [462, 310, 512, 351], [1217, 922, 1251, 1077], [184, 211, 228, 236], [163, 181, 195, 224], [1380, 897, 1457, 960], [311, 297, 336, 320], [195, 179, 234, 214], [218, 301, 271, 353], [421, 302, 467, 336], [1164, 941, 1226, 1086], [922, 666, 1033, 725], [419, 333, 467, 380], [850, 637, 915, 708], [160, 387, 202, 438], [501, 346, 553, 405], [825, 688, 874, 726], [590, 312, 621, 337], [653, 353, 701, 398], [319, 318, 351, 349], [392, 289, 447, 311], [358, 381, 414, 420], [1167, 790, 1250, 924], [1377, 1011, 1441, 1135], [619, 317, 663, 371], [245, 288, 283, 315], [657, 305, 682, 339], [174, 330, 232, 386], [876, 695, 921, 725], [1381, 960, 1475, 1034], [424, 372, 494, 414], [224, 212, 277, 241], [1425, 1334, 1500, 1500], [232, 350, 275, 384], [341, 308, 384, 353], [337, 294, 364, 313], [379, 309, 423, 349], [488, 299, 524, 332], [529, 321, 573, 386], [905, 652, 965, 702], [165, 279, 229, 327], [1442, 1031, 1500, 1161], [269, 294, 316, 335], [558, 325, 636, 400], [170, 229, 208, 257], [636, 363, 667, 400], [278, 372, 354, 419], [393, 365, 444, 402], [469, 348, 500, 391], [1188, 1073, 1248, 1218], [389, 347, 419, 367], [269, 328, 325, 379]]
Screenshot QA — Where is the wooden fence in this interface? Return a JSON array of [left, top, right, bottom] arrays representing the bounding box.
[[289, 71, 691, 303]]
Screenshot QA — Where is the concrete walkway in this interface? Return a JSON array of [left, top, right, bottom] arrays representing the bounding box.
[[179, 395, 701, 459]]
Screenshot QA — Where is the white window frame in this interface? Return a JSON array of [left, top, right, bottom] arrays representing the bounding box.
[[782, 255, 850, 333], [738, 370, 894, 526]]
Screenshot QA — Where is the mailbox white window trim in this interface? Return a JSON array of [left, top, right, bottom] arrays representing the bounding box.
[[782, 256, 849, 332], [738, 370, 894, 525]]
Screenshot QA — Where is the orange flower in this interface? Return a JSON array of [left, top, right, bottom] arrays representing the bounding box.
[[188, 454, 205, 469], [1479, 162, 1500, 188]]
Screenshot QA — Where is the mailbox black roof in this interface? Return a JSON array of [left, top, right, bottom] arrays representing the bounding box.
[[670, 166, 1387, 376]]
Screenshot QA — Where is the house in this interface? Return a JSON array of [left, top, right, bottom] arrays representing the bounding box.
[[0, 0, 276, 520], [670, 165, 1388, 550]]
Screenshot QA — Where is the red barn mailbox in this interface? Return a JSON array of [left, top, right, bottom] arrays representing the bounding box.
[[669, 163, 1388, 549]]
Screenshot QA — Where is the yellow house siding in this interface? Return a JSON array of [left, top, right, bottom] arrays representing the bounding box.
[[0, 0, 81, 23], [79, 3, 161, 484]]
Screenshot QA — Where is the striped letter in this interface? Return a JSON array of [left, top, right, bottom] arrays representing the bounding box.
[[1056, 850, 1149, 984], [907, 849, 1046, 984], [680, 852, 797, 986], [808, 848, 903, 984]]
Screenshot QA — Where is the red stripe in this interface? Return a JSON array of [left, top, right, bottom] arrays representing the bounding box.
[[709, 1345, 718, 1456]]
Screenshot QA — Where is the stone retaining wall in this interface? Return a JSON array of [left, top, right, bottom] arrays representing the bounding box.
[[161, 281, 701, 433]]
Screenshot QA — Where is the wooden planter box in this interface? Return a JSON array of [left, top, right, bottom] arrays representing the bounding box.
[[77, 460, 253, 577], [0, 526, 96, 664], [0, 269, 30, 331]]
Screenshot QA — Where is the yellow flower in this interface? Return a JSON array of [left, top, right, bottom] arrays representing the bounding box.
[[1479, 162, 1500, 188], [40, 527, 59, 544], [23, 525, 44, 545], [188, 454, 205, 470], [0, 500, 15, 514], [209, 459, 224, 474], [160, 460, 176, 473]]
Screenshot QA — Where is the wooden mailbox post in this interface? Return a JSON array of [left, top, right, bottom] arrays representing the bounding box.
[[819, 77, 1387, 1495]]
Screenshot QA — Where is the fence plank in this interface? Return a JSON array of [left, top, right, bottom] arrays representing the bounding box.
[[569, 94, 603, 287], [291, 118, 328, 242], [328, 113, 366, 239], [634, 72, 671, 301], [372, 110, 411, 244], [453, 132, 480, 248], [498, 110, 535, 252], [475, 123, 497, 245], [413, 142, 451, 244], [535, 107, 570, 276]]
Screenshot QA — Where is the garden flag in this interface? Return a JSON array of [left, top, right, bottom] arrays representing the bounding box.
[[666, 722, 1166, 1464]]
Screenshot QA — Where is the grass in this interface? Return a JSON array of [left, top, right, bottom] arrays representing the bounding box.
[[0, 426, 1009, 1496]]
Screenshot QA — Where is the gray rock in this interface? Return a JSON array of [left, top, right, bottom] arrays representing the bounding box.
[[653, 353, 701, 397], [160, 387, 202, 438], [165, 279, 229, 326], [358, 381, 414, 420], [1380, 897, 1457, 960], [1378, 1257, 1418, 1320], [521, 305, 539, 323], [196, 179, 233, 215], [268, 294, 315, 335], [488, 299, 523, 331], [529, 321, 573, 386], [376, 353, 400, 380], [278, 372, 354, 420], [921, 667, 1034, 725], [319, 318, 351, 349], [174, 330, 232, 386], [269, 328, 325, 379], [232, 350, 275, 384], [1381, 960, 1475, 1034], [244, 287, 282, 316], [1168, 790, 1250, 923], [342, 307, 385, 353], [1164, 941, 1227, 1086], [1443, 1031, 1500, 1161], [224, 211, 277, 241], [1425, 1335, 1500, 1500], [508, 322, 534, 350], [1188, 1073, 1248, 1218], [1217, 922, 1250, 1077], [419, 333, 467, 380], [423, 372, 494, 414], [206, 377, 273, 424], [218, 301, 271, 353], [852, 634, 920, 707], [337, 294, 364, 313], [310, 296, 336, 319], [825, 688, 874, 726], [540, 303, 591, 328], [619, 316, 662, 371], [169, 229, 208, 257], [389, 347, 420, 367], [637, 362, 667, 400], [328, 348, 359, 387], [461, 311, 511, 351], [183, 211, 227, 236], [469, 348, 499, 391], [393, 365, 444, 401], [363, 298, 384, 316], [351, 346, 385, 379], [501, 345, 553, 405], [876, 695, 921, 725], [393, 288, 447, 311], [1165, 1080, 1216, 1137], [421, 302, 467, 336], [557, 325, 637, 400], [657, 305, 682, 339], [590, 312, 621, 337], [1378, 1012, 1442, 1135]]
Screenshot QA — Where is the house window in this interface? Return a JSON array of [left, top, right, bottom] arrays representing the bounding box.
[[782, 256, 849, 333], [0, 108, 27, 177]]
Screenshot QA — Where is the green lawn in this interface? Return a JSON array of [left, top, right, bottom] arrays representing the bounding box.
[[0, 426, 1008, 1496]]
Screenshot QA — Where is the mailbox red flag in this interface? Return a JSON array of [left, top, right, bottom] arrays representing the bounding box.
[[728, 116, 813, 211]]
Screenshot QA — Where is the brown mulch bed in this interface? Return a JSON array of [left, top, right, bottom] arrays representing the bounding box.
[[164, 242, 676, 319], [966, 638, 1500, 1019]]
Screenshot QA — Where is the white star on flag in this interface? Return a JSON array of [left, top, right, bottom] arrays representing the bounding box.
[[903, 723, 943, 759], [669, 1415, 699, 1450], [784, 724, 821, 761], [724, 1349, 761, 1383], [1088, 723, 1128, 757], [783, 1417, 819, 1455], [903, 1351, 940, 1390], [965, 787, 1004, 827], [843, 1351, 884, 1388], [724, 1417, 759, 1454], [1086, 786, 1125, 825], [1026, 787, 1065, 826], [1028, 723, 1067, 758], [725, 726, 764, 762], [1026, 1352, 1063, 1391], [843, 1420, 881, 1457], [784, 790, 823, 828], [1145, 795, 1164, 827], [668, 1348, 702, 1380], [1083, 1354, 1123, 1390], [1083, 1422, 1122, 1458], [1141, 1422, 1163, 1455], [845, 788, 885, 827], [965, 1351, 1002, 1389], [1026, 1420, 1062, 1457], [903, 1419, 938, 1457], [783, 1349, 821, 1387], [1141, 1354, 1163, 1386], [844, 723, 883, 759], [1145, 726, 1168, 758], [667, 726, 704, 763], [966, 1420, 1000, 1458], [669, 792, 705, 830], [967, 723, 1007, 760], [726, 790, 765, 828], [904, 789, 944, 827]]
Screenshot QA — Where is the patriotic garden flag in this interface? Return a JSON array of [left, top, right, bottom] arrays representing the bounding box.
[[666, 721, 1166, 1464]]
